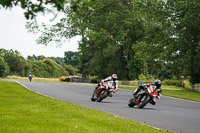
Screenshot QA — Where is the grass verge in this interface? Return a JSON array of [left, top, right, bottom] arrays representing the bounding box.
[[119, 85, 200, 102], [1, 75, 60, 82], [0, 81, 168, 133], [162, 85, 200, 102]]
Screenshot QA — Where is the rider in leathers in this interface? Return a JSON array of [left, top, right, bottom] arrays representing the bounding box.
[[95, 74, 119, 96], [133, 80, 162, 105]]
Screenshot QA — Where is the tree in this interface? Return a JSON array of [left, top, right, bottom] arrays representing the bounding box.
[[25, 0, 200, 81], [27, 55, 37, 61], [0, 49, 28, 76], [26, 0, 165, 80], [64, 51, 80, 67], [0, 0, 96, 19], [76, 0, 147, 79], [0, 0, 65, 19], [128, 0, 200, 82], [166, 0, 200, 83], [50, 57, 65, 66], [64, 65, 78, 75], [0, 56, 9, 77]]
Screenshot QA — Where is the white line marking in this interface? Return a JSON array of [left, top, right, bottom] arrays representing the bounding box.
[[163, 95, 200, 104], [16, 81, 57, 100]]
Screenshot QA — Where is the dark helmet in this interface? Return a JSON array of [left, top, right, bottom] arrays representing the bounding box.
[[155, 80, 161, 88], [111, 74, 117, 80]]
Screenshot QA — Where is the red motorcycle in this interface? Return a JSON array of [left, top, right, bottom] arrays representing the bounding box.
[[128, 84, 160, 108], [91, 83, 118, 102]]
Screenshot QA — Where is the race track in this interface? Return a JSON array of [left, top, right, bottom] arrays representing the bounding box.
[[18, 81, 200, 133]]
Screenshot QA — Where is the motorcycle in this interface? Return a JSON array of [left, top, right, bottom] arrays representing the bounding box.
[[91, 84, 118, 102], [128, 84, 160, 108], [28, 75, 32, 82]]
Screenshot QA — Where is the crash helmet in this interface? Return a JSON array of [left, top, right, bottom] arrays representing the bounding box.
[[155, 80, 161, 88], [111, 74, 117, 80]]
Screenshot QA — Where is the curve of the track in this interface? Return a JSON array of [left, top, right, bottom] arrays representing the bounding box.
[[19, 81, 200, 133]]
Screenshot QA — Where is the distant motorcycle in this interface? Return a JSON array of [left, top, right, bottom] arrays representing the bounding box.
[[128, 84, 160, 108], [91, 84, 118, 102], [28, 74, 32, 82]]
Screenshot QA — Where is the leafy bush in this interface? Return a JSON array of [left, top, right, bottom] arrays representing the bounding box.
[[0, 49, 29, 77], [32, 59, 69, 78], [0, 56, 9, 77], [138, 74, 146, 80], [162, 79, 183, 87], [146, 74, 155, 80], [64, 65, 78, 75], [129, 81, 138, 86], [182, 80, 191, 90]]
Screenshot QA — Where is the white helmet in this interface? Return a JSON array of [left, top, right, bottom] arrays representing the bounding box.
[[112, 74, 117, 80]]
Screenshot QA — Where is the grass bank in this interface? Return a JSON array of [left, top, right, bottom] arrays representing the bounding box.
[[162, 85, 200, 102], [119, 85, 200, 102], [0, 81, 168, 133], [2, 75, 60, 82]]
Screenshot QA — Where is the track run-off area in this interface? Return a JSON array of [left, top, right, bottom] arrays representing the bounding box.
[[18, 81, 200, 133]]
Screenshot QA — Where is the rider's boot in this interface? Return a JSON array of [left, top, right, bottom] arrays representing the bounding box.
[[157, 93, 161, 99], [109, 92, 113, 97], [150, 99, 156, 105], [132, 88, 140, 98]]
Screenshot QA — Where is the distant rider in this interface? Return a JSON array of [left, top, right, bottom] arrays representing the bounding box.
[[95, 74, 119, 96], [28, 72, 32, 82]]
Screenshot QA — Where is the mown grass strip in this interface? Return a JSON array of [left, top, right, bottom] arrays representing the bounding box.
[[119, 85, 200, 102], [162, 85, 200, 102], [119, 85, 137, 90], [0, 76, 60, 82], [0, 81, 168, 133]]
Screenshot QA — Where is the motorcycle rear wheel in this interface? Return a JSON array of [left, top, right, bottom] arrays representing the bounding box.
[[138, 95, 151, 108]]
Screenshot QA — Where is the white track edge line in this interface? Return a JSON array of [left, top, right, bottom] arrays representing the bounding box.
[[163, 95, 200, 104], [16, 81, 57, 100]]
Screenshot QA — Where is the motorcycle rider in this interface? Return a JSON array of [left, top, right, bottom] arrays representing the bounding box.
[[95, 74, 119, 96], [28, 72, 32, 82], [132, 80, 162, 104]]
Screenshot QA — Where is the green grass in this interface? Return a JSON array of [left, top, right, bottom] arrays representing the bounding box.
[[119, 85, 138, 90], [119, 85, 200, 102], [0, 81, 169, 133], [0, 76, 60, 82], [162, 85, 200, 102]]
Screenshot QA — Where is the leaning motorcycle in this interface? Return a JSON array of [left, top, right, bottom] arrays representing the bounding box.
[[128, 84, 160, 108], [91, 85, 118, 102]]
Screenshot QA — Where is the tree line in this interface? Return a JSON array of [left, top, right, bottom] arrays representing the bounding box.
[[0, 48, 79, 78], [1, 0, 200, 83]]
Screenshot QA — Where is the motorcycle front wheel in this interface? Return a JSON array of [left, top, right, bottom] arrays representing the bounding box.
[[128, 97, 136, 107], [97, 90, 107, 102], [91, 95, 95, 101], [138, 95, 151, 108], [91, 90, 97, 101]]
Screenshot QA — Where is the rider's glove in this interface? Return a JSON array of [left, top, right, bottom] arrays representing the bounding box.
[[100, 86, 104, 89], [114, 89, 118, 93]]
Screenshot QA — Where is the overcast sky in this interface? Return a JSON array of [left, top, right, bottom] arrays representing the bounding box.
[[0, 7, 80, 58]]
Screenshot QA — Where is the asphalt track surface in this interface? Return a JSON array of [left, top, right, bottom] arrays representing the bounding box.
[[18, 81, 200, 133]]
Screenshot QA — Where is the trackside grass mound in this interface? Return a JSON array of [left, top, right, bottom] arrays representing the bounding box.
[[0, 81, 169, 133]]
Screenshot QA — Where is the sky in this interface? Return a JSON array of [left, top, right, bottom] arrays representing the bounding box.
[[0, 6, 80, 58]]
